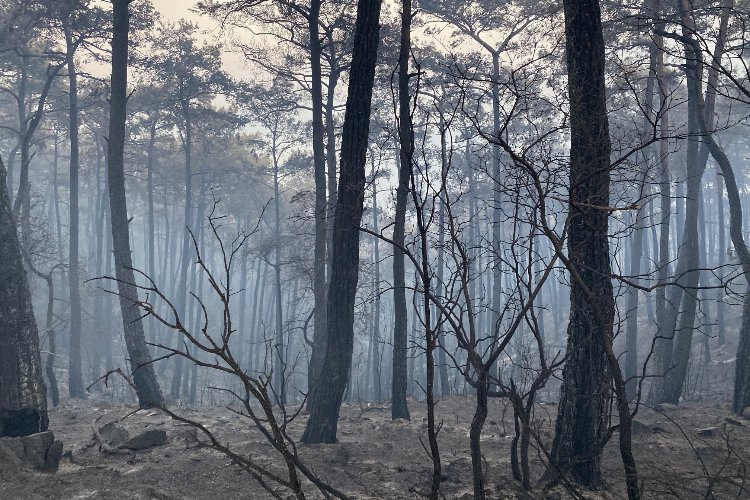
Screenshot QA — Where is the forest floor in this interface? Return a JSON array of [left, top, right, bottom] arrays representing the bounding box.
[[1, 393, 749, 499]]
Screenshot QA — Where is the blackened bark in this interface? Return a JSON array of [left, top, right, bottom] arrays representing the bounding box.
[[301, 0, 383, 444], [650, 25, 671, 406], [391, 0, 412, 421], [41, 272, 59, 408], [65, 25, 84, 399], [370, 158, 382, 401], [716, 171, 726, 345], [436, 108, 450, 397], [107, 0, 164, 408], [146, 121, 158, 346], [550, 0, 614, 487], [272, 140, 286, 405], [307, 0, 329, 391], [469, 368, 488, 499], [0, 154, 48, 437]]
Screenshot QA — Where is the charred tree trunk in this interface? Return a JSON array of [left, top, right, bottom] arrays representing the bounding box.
[[0, 151, 48, 437], [307, 0, 329, 391], [651, 25, 671, 406], [65, 26, 84, 399], [716, 171, 726, 345], [146, 120, 158, 346], [301, 0, 383, 444], [436, 106, 451, 397], [107, 0, 164, 408], [272, 139, 286, 405], [0, 154, 48, 437], [391, 0, 413, 421], [550, 0, 615, 488], [370, 157, 382, 402], [469, 367, 488, 499]]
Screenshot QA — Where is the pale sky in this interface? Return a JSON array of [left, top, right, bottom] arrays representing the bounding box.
[[150, 0, 201, 22], [147, 0, 249, 79]]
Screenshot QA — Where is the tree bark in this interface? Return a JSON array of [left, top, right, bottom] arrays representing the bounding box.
[[107, 0, 164, 408], [0, 154, 48, 437], [391, 0, 413, 421], [65, 25, 84, 399], [272, 137, 286, 404], [370, 157, 381, 401], [550, 0, 615, 487], [301, 0, 383, 444], [307, 0, 329, 392]]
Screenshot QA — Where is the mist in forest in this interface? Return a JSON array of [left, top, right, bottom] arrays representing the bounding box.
[[2, 0, 750, 498]]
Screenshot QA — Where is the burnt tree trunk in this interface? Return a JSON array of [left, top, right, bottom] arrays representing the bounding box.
[[550, 0, 615, 487], [301, 0, 383, 444], [65, 24, 84, 399], [307, 0, 329, 391], [391, 0, 413, 421], [0, 153, 48, 437], [106, 0, 164, 408]]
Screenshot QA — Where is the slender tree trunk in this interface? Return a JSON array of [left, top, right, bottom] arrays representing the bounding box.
[[52, 131, 63, 262], [171, 98, 194, 398], [106, 0, 164, 408], [42, 272, 59, 408], [307, 0, 329, 391], [301, 0, 383, 444], [436, 111, 451, 396], [253, 260, 269, 373], [66, 28, 84, 399], [470, 368, 488, 500], [651, 25, 671, 404], [391, 0, 413, 421], [490, 52, 503, 386], [272, 140, 286, 404], [370, 157, 381, 402], [247, 257, 263, 372], [325, 41, 340, 282], [146, 121, 157, 345], [716, 170, 726, 345]]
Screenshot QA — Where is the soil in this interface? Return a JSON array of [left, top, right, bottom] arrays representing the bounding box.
[[1, 395, 748, 499]]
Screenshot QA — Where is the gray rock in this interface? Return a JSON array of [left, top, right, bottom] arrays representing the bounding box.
[[99, 422, 129, 447], [0, 431, 63, 472], [119, 429, 167, 450], [726, 417, 744, 427], [697, 427, 717, 438]]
